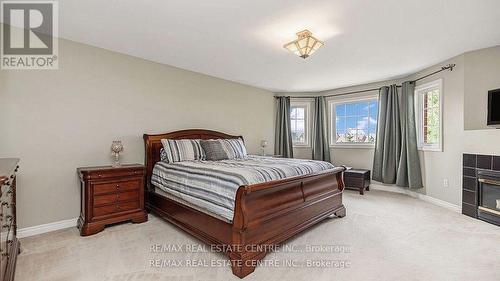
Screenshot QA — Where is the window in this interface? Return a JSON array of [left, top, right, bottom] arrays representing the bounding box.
[[416, 79, 443, 151], [290, 102, 310, 146], [330, 97, 379, 147]]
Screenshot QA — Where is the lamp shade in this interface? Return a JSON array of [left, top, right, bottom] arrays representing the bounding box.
[[284, 30, 324, 59]]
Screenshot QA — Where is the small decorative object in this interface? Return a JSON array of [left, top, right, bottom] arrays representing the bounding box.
[[260, 140, 268, 156], [110, 140, 124, 167], [284, 29, 324, 59]]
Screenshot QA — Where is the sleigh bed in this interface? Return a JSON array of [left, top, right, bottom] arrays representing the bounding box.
[[143, 129, 346, 278]]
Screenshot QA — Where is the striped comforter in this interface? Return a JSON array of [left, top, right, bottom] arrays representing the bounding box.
[[151, 155, 336, 222]]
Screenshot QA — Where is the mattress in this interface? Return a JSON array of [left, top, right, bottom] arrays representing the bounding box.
[[151, 155, 336, 222]]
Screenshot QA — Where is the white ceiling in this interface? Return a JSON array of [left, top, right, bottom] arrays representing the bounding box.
[[55, 0, 500, 92]]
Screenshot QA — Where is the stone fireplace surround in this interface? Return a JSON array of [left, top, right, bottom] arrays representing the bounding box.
[[462, 153, 500, 226]]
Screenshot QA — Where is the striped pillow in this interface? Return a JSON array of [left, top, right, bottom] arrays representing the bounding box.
[[219, 138, 247, 159], [160, 139, 206, 163]]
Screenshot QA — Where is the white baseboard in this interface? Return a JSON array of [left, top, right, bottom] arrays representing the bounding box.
[[16, 185, 461, 238], [370, 183, 461, 213], [18, 217, 78, 238]]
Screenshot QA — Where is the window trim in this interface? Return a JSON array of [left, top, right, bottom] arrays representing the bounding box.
[[328, 95, 378, 149], [415, 79, 443, 152], [290, 101, 311, 147]]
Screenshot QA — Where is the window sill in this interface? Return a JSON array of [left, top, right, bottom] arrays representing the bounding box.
[[418, 146, 442, 152], [330, 144, 375, 149], [293, 144, 310, 148]]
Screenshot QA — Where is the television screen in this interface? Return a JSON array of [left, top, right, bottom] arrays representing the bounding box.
[[488, 88, 500, 126]]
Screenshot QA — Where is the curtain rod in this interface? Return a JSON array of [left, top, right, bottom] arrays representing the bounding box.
[[276, 64, 456, 99]]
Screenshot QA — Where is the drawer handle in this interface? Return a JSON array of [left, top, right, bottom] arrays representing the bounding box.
[[98, 174, 103, 178], [116, 184, 120, 190]]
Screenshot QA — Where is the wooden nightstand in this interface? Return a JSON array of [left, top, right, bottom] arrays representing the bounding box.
[[77, 164, 148, 236]]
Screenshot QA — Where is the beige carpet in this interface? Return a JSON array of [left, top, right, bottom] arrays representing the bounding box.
[[16, 190, 500, 281]]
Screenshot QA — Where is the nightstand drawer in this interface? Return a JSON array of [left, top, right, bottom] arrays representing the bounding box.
[[93, 190, 139, 206], [93, 179, 141, 195], [93, 201, 140, 217]]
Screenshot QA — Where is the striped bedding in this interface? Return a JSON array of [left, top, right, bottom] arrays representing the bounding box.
[[151, 155, 337, 222]]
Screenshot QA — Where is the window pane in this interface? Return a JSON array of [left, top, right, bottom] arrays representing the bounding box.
[[336, 116, 346, 131], [427, 108, 439, 127], [369, 101, 378, 118], [357, 116, 369, 130], [296, 107, 305, 119], [346, 103, 356, 116], [417, 84, 442, 146], [290, 108, 297, 119], [345, 129, 356, 142], [356, 130, 367, 142], [290, 104, 309, 145], [336, 131, 345, 142], [356, 102, 369, 116], [296, 120, 305, 133], [333, 99, 378, 144], [336, 104, 346, 116], [427, 90, 439, 108], [346, 117, 356, 130], [426, 126, 439, 144], [420, 86, 441, 148]]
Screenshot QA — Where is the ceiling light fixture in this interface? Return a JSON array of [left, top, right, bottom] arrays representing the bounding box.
[[283, 29, 324, 59]]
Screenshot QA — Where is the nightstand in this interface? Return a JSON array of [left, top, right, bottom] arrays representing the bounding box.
[[77, 164, 148, 236]]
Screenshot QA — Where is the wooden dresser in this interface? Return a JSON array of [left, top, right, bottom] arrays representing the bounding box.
[[0, 158, 19, 281], [77, 164, 148, 236]]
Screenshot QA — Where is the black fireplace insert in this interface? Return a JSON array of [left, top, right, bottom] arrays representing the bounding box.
[[477, 170, 500, 226]]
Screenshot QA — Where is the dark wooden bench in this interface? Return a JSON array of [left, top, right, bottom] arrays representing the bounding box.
[[344, 169, 371, 195]]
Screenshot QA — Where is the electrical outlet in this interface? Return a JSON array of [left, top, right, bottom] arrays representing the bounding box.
[[443, 179, 449, 188]]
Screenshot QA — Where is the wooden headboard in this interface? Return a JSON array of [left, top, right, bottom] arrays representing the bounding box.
[[143, 129, 243, 191]]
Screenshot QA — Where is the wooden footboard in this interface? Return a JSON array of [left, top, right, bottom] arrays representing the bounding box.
[[143, 130, 346, 278], [230, 168, 345, 277]]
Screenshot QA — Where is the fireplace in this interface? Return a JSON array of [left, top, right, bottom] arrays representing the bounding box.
[[462, 154, 500, 226], [477, 170, 500, 226]]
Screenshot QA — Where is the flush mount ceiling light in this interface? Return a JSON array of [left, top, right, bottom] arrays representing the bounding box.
[[283, 29, 324, 59]]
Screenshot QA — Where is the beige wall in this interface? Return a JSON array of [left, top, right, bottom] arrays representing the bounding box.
[[0, 39, 275, 228], [464, 46, 500, 130]]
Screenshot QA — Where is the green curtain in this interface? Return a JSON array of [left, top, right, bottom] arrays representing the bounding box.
[[312, 96, 331, 162], [274, 96, 294, 158], [397, 82, 423, 188], [373, 83, 422, 189]]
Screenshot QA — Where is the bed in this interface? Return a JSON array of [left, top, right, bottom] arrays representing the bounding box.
[[144, 129, 346, 278]]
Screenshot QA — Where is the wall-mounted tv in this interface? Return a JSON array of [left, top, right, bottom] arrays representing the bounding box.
[[488, 88, 500, 127]]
